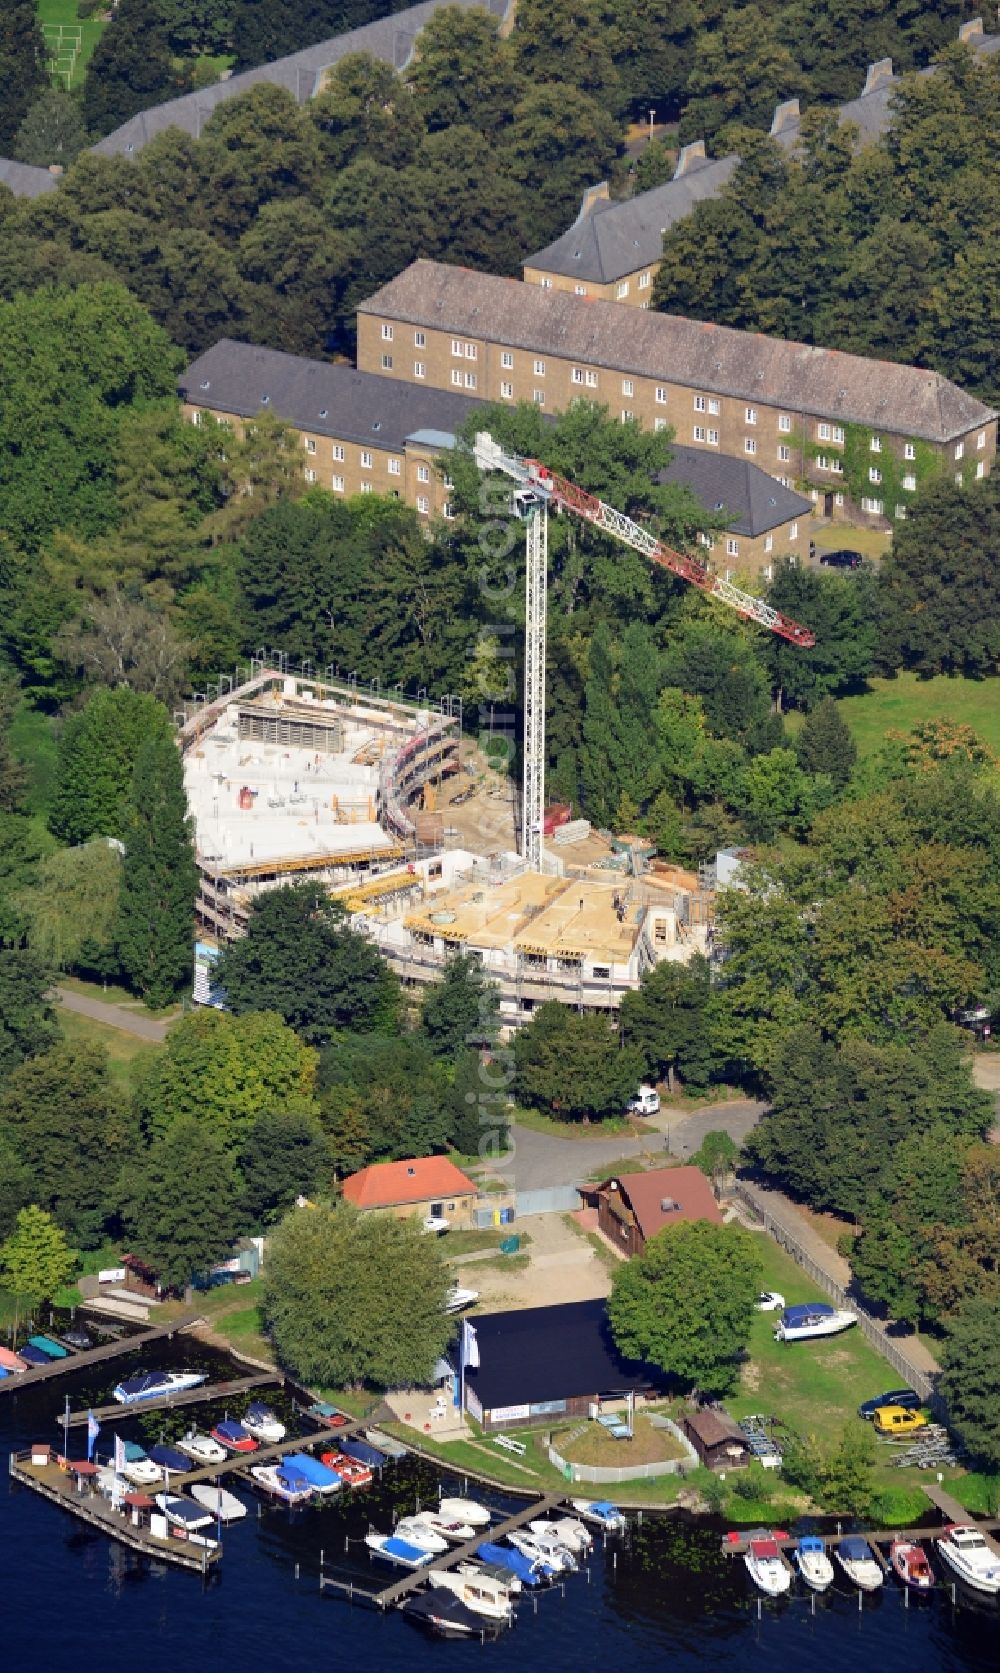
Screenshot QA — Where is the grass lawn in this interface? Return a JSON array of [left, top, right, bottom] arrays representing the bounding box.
[[36, 0, 107, 87], [812, 521, 892, 560], [513, 1106, 650, 1140], [57, 974, 181, 1021], [837, 671, 1000, 760], [56, 1006, 162, 1094], [443, 1228, 525, 1257], [557, 1412, 686, 1468]]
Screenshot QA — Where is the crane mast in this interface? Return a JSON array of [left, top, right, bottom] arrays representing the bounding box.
[[472, 431, 815, 871]]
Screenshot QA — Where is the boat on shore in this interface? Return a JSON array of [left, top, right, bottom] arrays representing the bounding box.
[[190, 1483, 247, 1522], [569, 1498, 627, 1533], [889, 1539, 935, 1591], [113, 1370, 207, 1405], [934, 1525, 1000, 1594], [794, 1535, 834, 1591], [365, 1532, 434, 1569], [744, 1534, 793, 1596], [249, 1465, 313, 1505], [835, 1536, 884, 1591], [774, 1303, 858, 1343]]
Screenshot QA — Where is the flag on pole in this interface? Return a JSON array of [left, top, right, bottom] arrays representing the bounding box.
[[86, 1411, 100, 1462], [461, 1318, 480, 1370], [114, 1433, 127, 1475]]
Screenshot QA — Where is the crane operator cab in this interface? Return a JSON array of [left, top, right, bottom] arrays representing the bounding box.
[[510, 487, 543, 519]]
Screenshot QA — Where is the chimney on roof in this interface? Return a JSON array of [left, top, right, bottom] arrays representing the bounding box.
[[861, 58, 894, 96], [958, 17, 984, 41], [673, 141, 706, 179], [573, 182, 610, 225], [770, 99, 800, 136]]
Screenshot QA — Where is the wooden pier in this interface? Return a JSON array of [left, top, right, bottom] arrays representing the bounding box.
[[8, 1450, 221, 1573], [0, 1314, 203, 1396], [65, 1372, 279, 1426], [351, 1490, 565, 1610], [721, 1483, 1000, 1558], [177, 1420, 366, 1488]]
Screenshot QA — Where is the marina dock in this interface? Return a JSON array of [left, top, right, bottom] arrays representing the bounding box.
[[722, 1490, 1000, 1557], [0, 1314, 203, 1395], [176, 1421, 366, 1487], [65, 1373, 280, 1425]]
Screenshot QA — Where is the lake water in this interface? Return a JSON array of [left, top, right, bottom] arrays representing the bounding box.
[[1, 1332, 995, 1671]]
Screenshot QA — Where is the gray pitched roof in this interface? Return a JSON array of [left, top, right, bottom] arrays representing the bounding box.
[[660, 445, 811, 537], [359, 260, 996, 443], [0, 158, 59, 198], [93, 0, 510, 158], [524, 27, 1000, 283], [179, 338, 484, 451]]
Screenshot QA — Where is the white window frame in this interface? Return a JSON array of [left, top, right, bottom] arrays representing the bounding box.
[[414, 361, 426, 378], [977, 430, 986, 450], [451, 339, 463, 357], [500, 381, 513, 399], [694, 395, 706, 412], [789, 521, 799, 539], [414, 330, 425, 347], [501, 351, 513, 369], [304, 468, 317, 483], [638, 271, 651, 290], [332, 474, 345, 493], [744, 437, 757, 454], [817, 422, 831, 441], [832, 425, 844, 444], [574, 284, 587, 296], [764, 534, 773, 553], [572, 368, 584, 385], [904, 442, 915, 460], [726, 537, 739, 557], [869, 466, 881, 484], [416, 464, 430, 483], [533, 359, 546, 376], [304, 438, 316, 454], [416, 495, 430, 514], [387, 458, 401, 476], [902, 473, 916, 492], [381, 324, 393, 341], [465, 372, 477, 389], [655, 386, 667, 405], [585, 370, 598, 388], [532, 389, 544, 404], [778, 414, 791, 433], [361, 450, 373, 469], [870, 435, 882, 452], [332, 444, 345, 462], [693, 425, 706, 442], [616, 281, 629, 299], [745, 406, 758, 425], [465, 344, 477, 361], [451, 370, 462, 387], [777, 445, 791, 462], [954, 441, 964, 460], [708, 398, 720, 416], [707, 428, 719, 446], [622, 378, 634, 397], [381, 354, 392, 370]]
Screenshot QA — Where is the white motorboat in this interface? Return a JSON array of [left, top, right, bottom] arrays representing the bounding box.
[[394, 1516, 450, 1554], [428, 1569, 514, 1622], [457, 1557, 523, 1593], [439, 1496, 491, 1527], [744, 1534, 792, 1596], [934, 1524, 1000, 1594], [155, 1492, 217, 1535], [794, 1535, 834, 1591], [835, 1536, 884, 1591], [774, 1302, 857, 1343], [569, 1498, 627, 1533], [250, 1465, 313, 1506], [445, 1285, 480, 1314], [190, 1483, 248, 1522], [508, 1528, 577, 1572], [113, 1369, 208, 1404], [175, 1431, 227, 1465], [121, 1457, 163, 1488], [529, 1516, 592, 1553], [366, 1532, 434, 1569], [413, 1509, 477, 1544], [242, 1401, 286, 1444]]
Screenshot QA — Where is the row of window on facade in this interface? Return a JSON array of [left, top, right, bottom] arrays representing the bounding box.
[[535, 273, 653, 299]]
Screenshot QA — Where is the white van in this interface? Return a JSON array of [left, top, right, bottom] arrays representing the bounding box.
[[628, 1085, 661, 1116]]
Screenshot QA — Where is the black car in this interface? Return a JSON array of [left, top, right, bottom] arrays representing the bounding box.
[[818, 548, 863, 568], [858, 1388, 921, 1419]]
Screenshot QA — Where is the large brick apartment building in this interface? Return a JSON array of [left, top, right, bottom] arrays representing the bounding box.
[[356, 259, 997, 527]]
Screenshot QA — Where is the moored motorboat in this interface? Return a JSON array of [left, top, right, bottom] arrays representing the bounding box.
[[795, 1535, 834, 1591], [363, 1427, 408, 1459], [835, 1536, 884, 1591], [190, 1483, 247, 1522], [774, 1303, 858, 1343], [473, 1542, 550, 1586], [744, 1534, 793, 1596], [113, 1370, 208, 1404], [211, 1419, 258, 1454], [241, 1402, 285, 1444], [27, 1334, 69, 1359], [438, 1495, 491, 1527], [337, 1436, 387, 1470], [0, 1347, 27, 1373], [394, 1516, 450, 1554], [934, 1525, 1000, 1594], [147, 1444, 194, 1475], [249, 1465, 313, 1505], [319, 1450, 372, 1487], [17, 1344, 54, 1366], [529, 1515, 592, 1553], [889, 1539, 934, 1591], [458, 1557, 524, 1593], [155, 1492, 217, 1534], [400, 1589, 499, 1639], [118, 1442, 163, 1488], [414, 1509, 477, 1543], [508, 1528, 577, 1572], [176, 1431, 227, 1465], [281, 1452, 341, 1495], [365, 1532, 434, 1569], [428, 1568, 514, 1621], [569, 1498, 627, 1533]]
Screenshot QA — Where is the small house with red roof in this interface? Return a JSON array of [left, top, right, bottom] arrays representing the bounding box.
[[341, 1156, 479, 1230], [583, 1166, 723, 1259]]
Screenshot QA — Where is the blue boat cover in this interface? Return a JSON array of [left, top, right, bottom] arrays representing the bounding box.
[[246, 1402, 275, 1420], [122, 1441, 148, 1462], [782, 1303, 834, 1323], [839, 1536, 872, 1560], [161, 1497, 208, 1526], [17, 1345, 51, 1365], [476, 1542, 546, 1585], [148, 1445, 194, 1472], [339, 1437, 386, 1467], [799, 1536, 825, 1553], [115, 1371, 162, 1398], [28, 1335, 69, 1358], [214, 1420, 250, 1443], [282, 1453, 339, 1486], [383, 1537, 429, 1564]]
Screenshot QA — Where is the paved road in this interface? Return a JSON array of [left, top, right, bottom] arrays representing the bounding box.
[[54, 985, 172, 1042], [504, 1099, 765, 1190]]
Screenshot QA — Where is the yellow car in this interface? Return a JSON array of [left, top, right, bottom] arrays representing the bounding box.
[[872, 1404, 928, 1437]]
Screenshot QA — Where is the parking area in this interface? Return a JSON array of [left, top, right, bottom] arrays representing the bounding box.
[[449, 1212, 613, 1313]]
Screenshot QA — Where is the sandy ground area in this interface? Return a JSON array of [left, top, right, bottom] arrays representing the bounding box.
[[452, 1213, 613, 1313]]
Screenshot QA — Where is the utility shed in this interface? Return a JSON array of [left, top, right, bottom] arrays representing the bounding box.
[[681, 1405, 750, 1470], [582, 1167, 723, 1259]]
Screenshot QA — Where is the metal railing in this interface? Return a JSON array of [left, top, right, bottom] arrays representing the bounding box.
[[733, 1181, 938, 1407]]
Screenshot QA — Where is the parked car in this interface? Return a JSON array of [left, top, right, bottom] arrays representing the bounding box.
[[818, 548, 863, 568], [755, 1291, 786, 1312], [872, 1405, 928, 1437], [858, 1388, 921, 1420], [628, 1085, 661, 1116], [423, 1215, 450, 1234]]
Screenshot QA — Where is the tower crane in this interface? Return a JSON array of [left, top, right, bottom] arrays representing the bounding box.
[[472, 431, 816, 872]]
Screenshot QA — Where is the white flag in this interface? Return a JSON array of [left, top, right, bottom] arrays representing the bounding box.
[[462, 1318, 480, 1370], [114, 1433, 127, 1475]]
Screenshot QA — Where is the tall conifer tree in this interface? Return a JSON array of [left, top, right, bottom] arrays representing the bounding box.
[[116, 732, 198, 1007]]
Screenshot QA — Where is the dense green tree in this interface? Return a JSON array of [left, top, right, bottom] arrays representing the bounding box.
[[504, 84, 621, 250], [764, 560, 878, 710], [0, 4, 48, 151], [680, 7, 804, 143], [922, 1146, 1000, 1319], [793, 697, 857, 788], [161, 0, 235, 57], [217, 883, 400, 1046], [238, 200, 351, 355], [55, 590, 193, 707], [0, 950, 58, 1085], [319, 1034, 452, 1161], [310, 53, 425, 173], [124, 1115, 241, 1292], [0, 1041, 131, 1247], [0, 1205, 76, 1309], [0, 677, 29, 815], [232, 0, 397, 69], [138, 1007, 319, 1147], [13, 89, 89, 169], [513, 0, 625, 116], [82, 0, 191, 138], [513, 1001, 645, 1121], [420, 953, 501, 1058], [938, 1297, 1000, 1469], [689, 1129, 739, 1188], [116, 730, 199, 1007], [406, 7, 521, 135], [816, 1422, 878, 1517], [50, 688, 173, 846], [608, 1220, 763, 1393], [660, 616, 782, 755], [446, 1048, 511, 1161], [263, 1199, 453, 1387], [18, 840, 121, 978], [239, 1109, 330, 1226], [620, 954, 716, 1091], [878, 474, 1000, 677], [0, 1129, 32, 1242], [851, 1128, 969, 1322]]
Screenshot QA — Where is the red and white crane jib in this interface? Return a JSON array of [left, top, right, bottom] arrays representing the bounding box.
[[472, 432, 816, 648]]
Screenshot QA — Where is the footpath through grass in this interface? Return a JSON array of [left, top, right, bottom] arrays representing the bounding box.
[[37, 0, 107, 87]]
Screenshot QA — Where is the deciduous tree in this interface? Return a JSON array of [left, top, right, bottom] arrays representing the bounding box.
[[239, 1109, 329, 1226], [124, 1115, 241, 1292], [620, 955, 716, 1091], [0, 4, 48, 151], [0, 950, 58, 1085], [0, 1205, 76, 1308], [51, 687, 173, 846], [138, 1007, 319, 1148], [938, 1296, 1000, 1469], [13, 89, 89, 169], [18, 840, 121, 977], [420, 953, 501, 1058], [513, 1001, 645, 1121], [115, 730, 199, 1007]]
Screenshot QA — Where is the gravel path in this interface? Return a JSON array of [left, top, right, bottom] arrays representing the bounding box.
[[54, 985, 173, 1042]]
